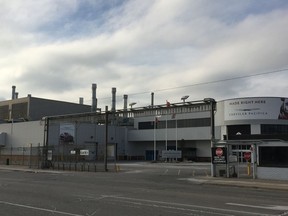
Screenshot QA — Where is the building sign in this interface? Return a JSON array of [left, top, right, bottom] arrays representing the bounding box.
[[224, 97, 288, 121], [80, 150, 89, 156], [59, 123, 75, 143], [162, 150, 182, 159], [212, 147, 227, 164], [47, 150, 53, 161]]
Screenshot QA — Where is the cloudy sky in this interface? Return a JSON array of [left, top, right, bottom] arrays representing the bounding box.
[[1, 0, 288, 110]]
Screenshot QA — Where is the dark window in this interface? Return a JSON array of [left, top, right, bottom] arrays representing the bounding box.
[[177, 118, 210, 128], [261, 124, 288, 135], [138, 118, 210, 130], [12, 103, 28, 119], [0, 105, 9, 120], [259, 147, 288, 167], [138, 121, 154, 130], [227, 125, 251, 137]]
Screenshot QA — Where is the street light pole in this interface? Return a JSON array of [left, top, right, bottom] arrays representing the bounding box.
[[153, 116, 157, 161], [204, 98, 216, 177], [105, 106, 109, 171]]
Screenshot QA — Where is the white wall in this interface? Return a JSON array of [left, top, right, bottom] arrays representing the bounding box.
[[257, 167, 288, 180], [0, 121, 45, 147]]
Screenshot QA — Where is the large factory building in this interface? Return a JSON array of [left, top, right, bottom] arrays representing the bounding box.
[[0, 85, 287, 180]]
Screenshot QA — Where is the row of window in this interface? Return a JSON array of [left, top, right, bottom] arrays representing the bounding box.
[[227, 124, 288, 136], [259, 147, 288, 167], [261, 124, 288, 135], [134, 104, 211, 118], [138, 118, 211, 129]]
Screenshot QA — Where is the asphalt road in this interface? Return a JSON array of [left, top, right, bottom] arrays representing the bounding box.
[[0, 162, 287, 216]]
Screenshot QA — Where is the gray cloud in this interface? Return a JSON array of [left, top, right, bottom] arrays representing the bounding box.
[[0, 0, 288, 109]]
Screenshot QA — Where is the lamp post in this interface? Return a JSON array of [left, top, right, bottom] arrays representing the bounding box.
[[204, 98, 216, 177]]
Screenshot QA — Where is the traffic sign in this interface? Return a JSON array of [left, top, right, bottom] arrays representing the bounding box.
[[212, 147, 227, 164], [215, 148, 223, 156], [244, 152, 251, 161]]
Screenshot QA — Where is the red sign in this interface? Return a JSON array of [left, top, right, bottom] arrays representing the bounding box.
[[216, 148, 223, 156], [244, 152, 251, 161]]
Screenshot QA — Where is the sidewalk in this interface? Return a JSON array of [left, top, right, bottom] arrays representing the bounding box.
[[0, 165, 64, 174]]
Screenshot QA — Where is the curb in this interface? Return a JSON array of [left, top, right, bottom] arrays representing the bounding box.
[[197, 177, 288, 191]]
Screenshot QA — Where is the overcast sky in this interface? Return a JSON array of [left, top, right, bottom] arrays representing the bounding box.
[[1, 0, 288, 110]]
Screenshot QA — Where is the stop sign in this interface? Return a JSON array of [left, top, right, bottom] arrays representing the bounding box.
[[244, 152, 251, 161], [215, 148, 223, 156]]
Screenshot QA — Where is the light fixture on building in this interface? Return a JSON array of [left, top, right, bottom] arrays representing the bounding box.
[[129, 102, 137, 109], [181, 95, 189, 103]]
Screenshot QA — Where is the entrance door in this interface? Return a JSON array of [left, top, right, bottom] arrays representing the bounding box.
[[230, 144, 256, 179]]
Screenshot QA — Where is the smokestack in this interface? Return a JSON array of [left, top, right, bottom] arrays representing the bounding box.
[[12, 86, 16, 100], [123, 94, 128, 111], [15, 92, 19, 99], [79, 97, 84, 105], [111, 87, 116, 112], [91, 83, 97, 112], [151, 92, 154, 107]]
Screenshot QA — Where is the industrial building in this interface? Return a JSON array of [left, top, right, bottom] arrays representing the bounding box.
[[0, 85, 287, 180]]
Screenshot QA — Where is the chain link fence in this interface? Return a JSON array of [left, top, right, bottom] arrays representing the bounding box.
[[0, 145, 42, 168], [0, 144, 117, 172]]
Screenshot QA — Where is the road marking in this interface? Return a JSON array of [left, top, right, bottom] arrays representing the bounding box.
[[0, 200, 84, 216], [178, 178, 208, 183], [124, 170, 143, 174], [104, 195, 269, 216], [227, 203, 288, 211], [163, 169, 168, 175], [178, 169, 181, 176]]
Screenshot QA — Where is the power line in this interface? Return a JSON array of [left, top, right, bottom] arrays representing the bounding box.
[[97, 68, 288, 100]]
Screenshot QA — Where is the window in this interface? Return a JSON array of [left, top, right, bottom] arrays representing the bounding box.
[[138, 118, 210, 130], [259, 146, 288, 167], [261, 124, 288, 135], [227, 125, 251, 137]]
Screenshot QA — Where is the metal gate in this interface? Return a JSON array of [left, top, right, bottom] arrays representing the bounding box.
[[213, 142, 258, 179]]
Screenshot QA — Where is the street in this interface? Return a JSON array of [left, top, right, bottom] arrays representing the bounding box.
[[0, 162, 287, 216]]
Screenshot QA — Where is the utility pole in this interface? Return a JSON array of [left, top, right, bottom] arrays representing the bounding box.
[[105, 106, 109, 171]]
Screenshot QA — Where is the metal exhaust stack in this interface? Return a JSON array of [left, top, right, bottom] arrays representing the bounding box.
[[151, 92, 154, 108], [91, 83, 97, 112], [111, 87, 116, 112], [123, 94, 128, 118], [12, 86, 16, 100], [123, 94, 128, 111], [79, 97, 84, 105]]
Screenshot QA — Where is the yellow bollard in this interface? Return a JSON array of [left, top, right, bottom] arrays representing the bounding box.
[[247, 162, 251, 176], [115, 164, 120, 172]]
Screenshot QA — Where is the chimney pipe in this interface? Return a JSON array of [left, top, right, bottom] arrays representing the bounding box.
[[123, 94, 128, 111], [91, 83, 97, 112], [12, 86, 16, 100], [151, 92, 154, 107], [15, 92, 19, 99], [111, 87, 116, 112], [79, 97, 84, 105]]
